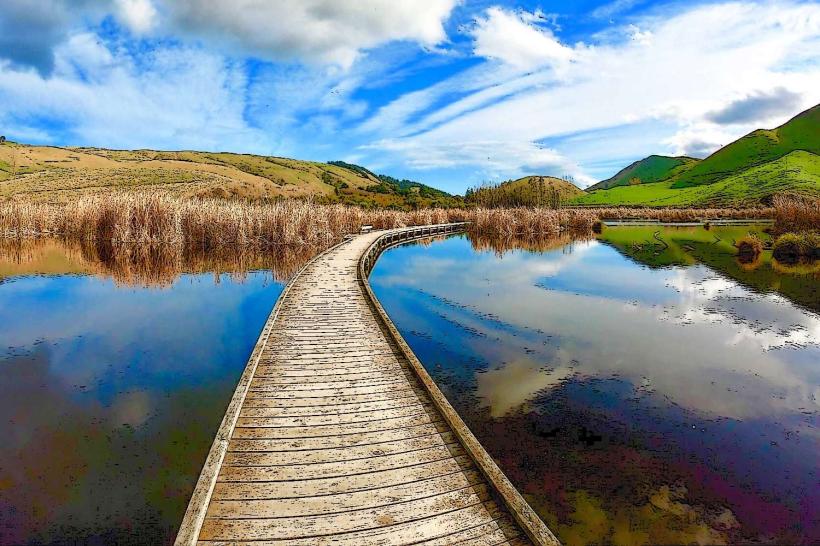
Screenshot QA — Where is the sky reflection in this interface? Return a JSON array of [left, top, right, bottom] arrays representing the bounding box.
[[370, 231, 819, 544], [0, 270, 283, 544]]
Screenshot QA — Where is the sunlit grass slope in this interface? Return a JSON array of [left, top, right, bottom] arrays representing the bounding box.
[[573, 151, 820, 206], [0, 142, 458, 208], [671, 103, 820, 188], [587, 155, 699, 191], [573, 103, 820, 207]]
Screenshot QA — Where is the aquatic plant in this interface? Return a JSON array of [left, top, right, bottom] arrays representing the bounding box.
[[772, 231, 820, 263], [735, 233, 763, 259]]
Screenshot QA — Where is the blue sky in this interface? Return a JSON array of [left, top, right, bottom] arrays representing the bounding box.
[[1, 0, 819, 193]]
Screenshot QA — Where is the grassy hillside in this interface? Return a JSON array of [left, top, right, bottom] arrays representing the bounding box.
[[0, 142, 459, 208], [575, 103, 820, 207], [573, 150, 820, 206], [504, 176, 585, 199], [588, 155, 699, 191], [671, 103, 820, 188], [466, 175, 583, 207]]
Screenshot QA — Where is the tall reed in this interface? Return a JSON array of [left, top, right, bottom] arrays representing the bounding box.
[[772, 195, 820, 234], [0, 193, 776, 248]]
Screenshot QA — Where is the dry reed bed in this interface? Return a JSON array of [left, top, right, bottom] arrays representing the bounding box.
[[0, 194, 780, 248], [592, 207, 774, 222], [771, 195, 820, 234], [0, 195, 594, 244]]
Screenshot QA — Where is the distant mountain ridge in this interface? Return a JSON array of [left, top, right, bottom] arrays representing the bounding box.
[[573, 103, 820, 206]]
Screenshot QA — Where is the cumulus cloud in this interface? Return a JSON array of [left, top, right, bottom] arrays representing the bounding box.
[[664, 125, 732, 158], [0, 0, 457, 73], [469, 7, 574, 70], [165, 0, 458, 68], [706, 87, 804, 125]]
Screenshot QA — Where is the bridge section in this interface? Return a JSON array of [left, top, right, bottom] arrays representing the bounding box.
[[177, 224, 559, 545]]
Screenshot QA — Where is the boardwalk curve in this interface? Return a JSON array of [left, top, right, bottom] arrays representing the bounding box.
[[177, 224, 560, 546]]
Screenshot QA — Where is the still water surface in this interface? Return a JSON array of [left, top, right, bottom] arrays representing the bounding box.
[[370, 226, 819, 545], [0, 228, 817, 544], [0, 242, 286, 544]]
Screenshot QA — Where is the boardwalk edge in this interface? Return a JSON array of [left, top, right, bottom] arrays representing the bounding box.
[[359, 223, 562, 546], [174, 236, 354, 546]]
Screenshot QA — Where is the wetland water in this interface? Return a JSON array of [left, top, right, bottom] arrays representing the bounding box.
[[0, 241, 289, 544], [370, 226, 819, 545]]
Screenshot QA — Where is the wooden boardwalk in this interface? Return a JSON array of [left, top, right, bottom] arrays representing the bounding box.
[[177, 225, 559, 546]]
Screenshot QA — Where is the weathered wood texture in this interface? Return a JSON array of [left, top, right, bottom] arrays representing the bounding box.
[[177, 224, 559, 545]]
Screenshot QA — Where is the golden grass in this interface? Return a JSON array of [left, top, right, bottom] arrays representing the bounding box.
[[0, 194, 775, 254], [591, 207, 774, 222], [773, 194, 820, 235]]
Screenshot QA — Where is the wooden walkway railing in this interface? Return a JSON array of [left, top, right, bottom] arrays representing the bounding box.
[[176, 223, 560, 546]]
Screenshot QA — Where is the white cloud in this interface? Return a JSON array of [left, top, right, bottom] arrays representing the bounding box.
[[664, 123, 736, 158], [116, 0, 157, 34], [360, 1, 820, 183], [164, 0, 458, 68], [0, 34, 269, 152], [469, 7, 574, 70]]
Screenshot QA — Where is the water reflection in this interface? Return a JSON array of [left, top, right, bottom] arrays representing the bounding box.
[[0, 238, 319, 286], [370, 228, 819, 545], [0, 240, 300, 544]]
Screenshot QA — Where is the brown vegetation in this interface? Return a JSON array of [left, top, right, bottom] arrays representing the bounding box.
[[772, 194, 820, 235], [593, 207, 774, 222], [0, 238, 316, 286], [772, 232, 820, 264], [735, 234, 763, 261], [0, 194, 602, 246], [0, 194, 780, 270]]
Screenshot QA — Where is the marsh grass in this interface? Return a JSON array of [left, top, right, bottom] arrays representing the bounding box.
[[1, 194, 775, 257], [773, 195, 820, 235]]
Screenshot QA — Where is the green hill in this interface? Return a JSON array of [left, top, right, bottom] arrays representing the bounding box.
[[573, 150, 820, 206], [588, 155, 699, 190], [573, 103, 820, 207], [0, 142, 459, 208], [671, 103, 820, 188]]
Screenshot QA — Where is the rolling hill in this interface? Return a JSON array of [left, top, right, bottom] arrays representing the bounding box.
[[672, 103, 820, 188], [502, 176, 585, 200], [573, 103, 820, 207], [587, 155, 699, 191], [465, 175, 584, 207], [0, 143, 460, 208]]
